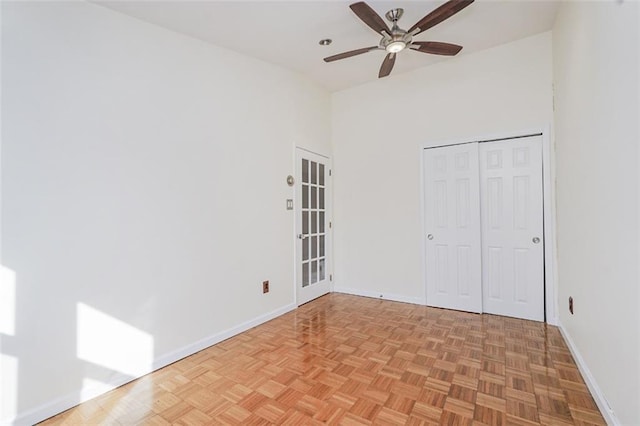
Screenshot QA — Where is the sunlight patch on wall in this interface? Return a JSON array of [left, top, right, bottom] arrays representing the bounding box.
[[76, 303, 153, 377], [0, 353, 18, 424], [81, 377, 116, 401], [0, 266, 16, 336]]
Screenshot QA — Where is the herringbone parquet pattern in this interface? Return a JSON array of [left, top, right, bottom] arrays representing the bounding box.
[[41, 294, 605, 425]]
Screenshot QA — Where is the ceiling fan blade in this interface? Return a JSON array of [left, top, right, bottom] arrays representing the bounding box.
[[324, 46, 379, 62], [378, 53, 396, 78], [408, 0, 474, 36], [410, 41, 463, 56], [349, 2, 390, 36]]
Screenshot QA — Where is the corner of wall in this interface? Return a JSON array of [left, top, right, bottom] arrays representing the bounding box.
[[557, 320, 619, 425]]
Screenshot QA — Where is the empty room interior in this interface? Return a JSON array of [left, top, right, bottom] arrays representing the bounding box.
[[1, 0, 638, 425]]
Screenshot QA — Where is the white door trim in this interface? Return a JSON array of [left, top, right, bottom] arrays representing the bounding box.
[[419, 126, 557, 324]]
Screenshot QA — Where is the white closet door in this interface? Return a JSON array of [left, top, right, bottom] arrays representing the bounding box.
[[424, 143, 482, 313], [479, 136, 544, 321]]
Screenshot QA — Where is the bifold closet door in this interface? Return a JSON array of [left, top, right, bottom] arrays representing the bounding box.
[[479, 136, 544, 321], [424, 143, 482, 313]]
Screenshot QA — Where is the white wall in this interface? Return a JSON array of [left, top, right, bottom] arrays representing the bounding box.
[[553, 2, 639, 424], [331, 32, 553, 303], [0, 2, 330, 424]]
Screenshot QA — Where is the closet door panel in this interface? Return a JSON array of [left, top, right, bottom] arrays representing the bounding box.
[[479, 136, 544, 321], [424, 143, 482, 313]]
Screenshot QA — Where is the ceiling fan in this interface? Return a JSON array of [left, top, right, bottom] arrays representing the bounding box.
[[324, 0, 474, 78]]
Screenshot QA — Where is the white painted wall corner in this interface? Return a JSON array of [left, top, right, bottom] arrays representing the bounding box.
[[558, 321, 618, 426]]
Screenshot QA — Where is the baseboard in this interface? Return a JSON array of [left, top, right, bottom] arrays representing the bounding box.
[[333, 286, 423, 306], [151, 302, 296, 371], [6, 303, 296, 426], [558, 321, 618, 425]]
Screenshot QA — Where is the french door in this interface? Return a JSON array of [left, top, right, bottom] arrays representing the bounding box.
[[295, 149, 331, 306], [424, 135, 544, 321]]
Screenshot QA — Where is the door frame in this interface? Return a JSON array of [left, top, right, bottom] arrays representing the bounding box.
[[293, 146, 333, 306], [419, 126, 558, 325]]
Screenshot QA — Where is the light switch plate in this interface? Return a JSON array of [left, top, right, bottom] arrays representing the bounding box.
[[286, 199, 293, 210]]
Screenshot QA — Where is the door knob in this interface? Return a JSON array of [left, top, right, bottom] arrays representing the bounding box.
[[532, 237, 540, 244], [427, 234, 434, 240]]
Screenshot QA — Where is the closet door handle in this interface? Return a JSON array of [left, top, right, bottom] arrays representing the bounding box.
[[532, 237, 540, 244], [427, 234, 434, 240]]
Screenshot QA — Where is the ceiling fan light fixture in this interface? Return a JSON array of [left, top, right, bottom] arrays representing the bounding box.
[[386, 40, 406, 53]]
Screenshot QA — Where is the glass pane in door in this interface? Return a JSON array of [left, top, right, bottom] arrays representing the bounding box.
[[302, 262, 309, 287], [302, 159, 309, 184], [311, 211, 317, 234], [311, 161, 317, 184], [302, 185, 309, 209], [302, 238, 309, 261], [311, 260, 318, 284], [311, 236, 318, 258], [302, 211, 309, 235], [319, 259, 325, 281]]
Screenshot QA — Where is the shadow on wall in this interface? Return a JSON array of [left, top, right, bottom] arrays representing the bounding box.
[[1, 264, 155, 424]]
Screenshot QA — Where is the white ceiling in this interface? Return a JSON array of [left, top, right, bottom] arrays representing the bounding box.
[[96, 1, 559, 92]]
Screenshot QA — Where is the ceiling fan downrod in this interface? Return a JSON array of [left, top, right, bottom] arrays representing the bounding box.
[[385, 8, 403, 24]]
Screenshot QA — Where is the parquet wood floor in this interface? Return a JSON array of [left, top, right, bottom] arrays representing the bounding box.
[[40, 294, 605, 425]]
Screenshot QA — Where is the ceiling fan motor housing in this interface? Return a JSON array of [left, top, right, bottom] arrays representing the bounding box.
[[381, 19, 412, 53]]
